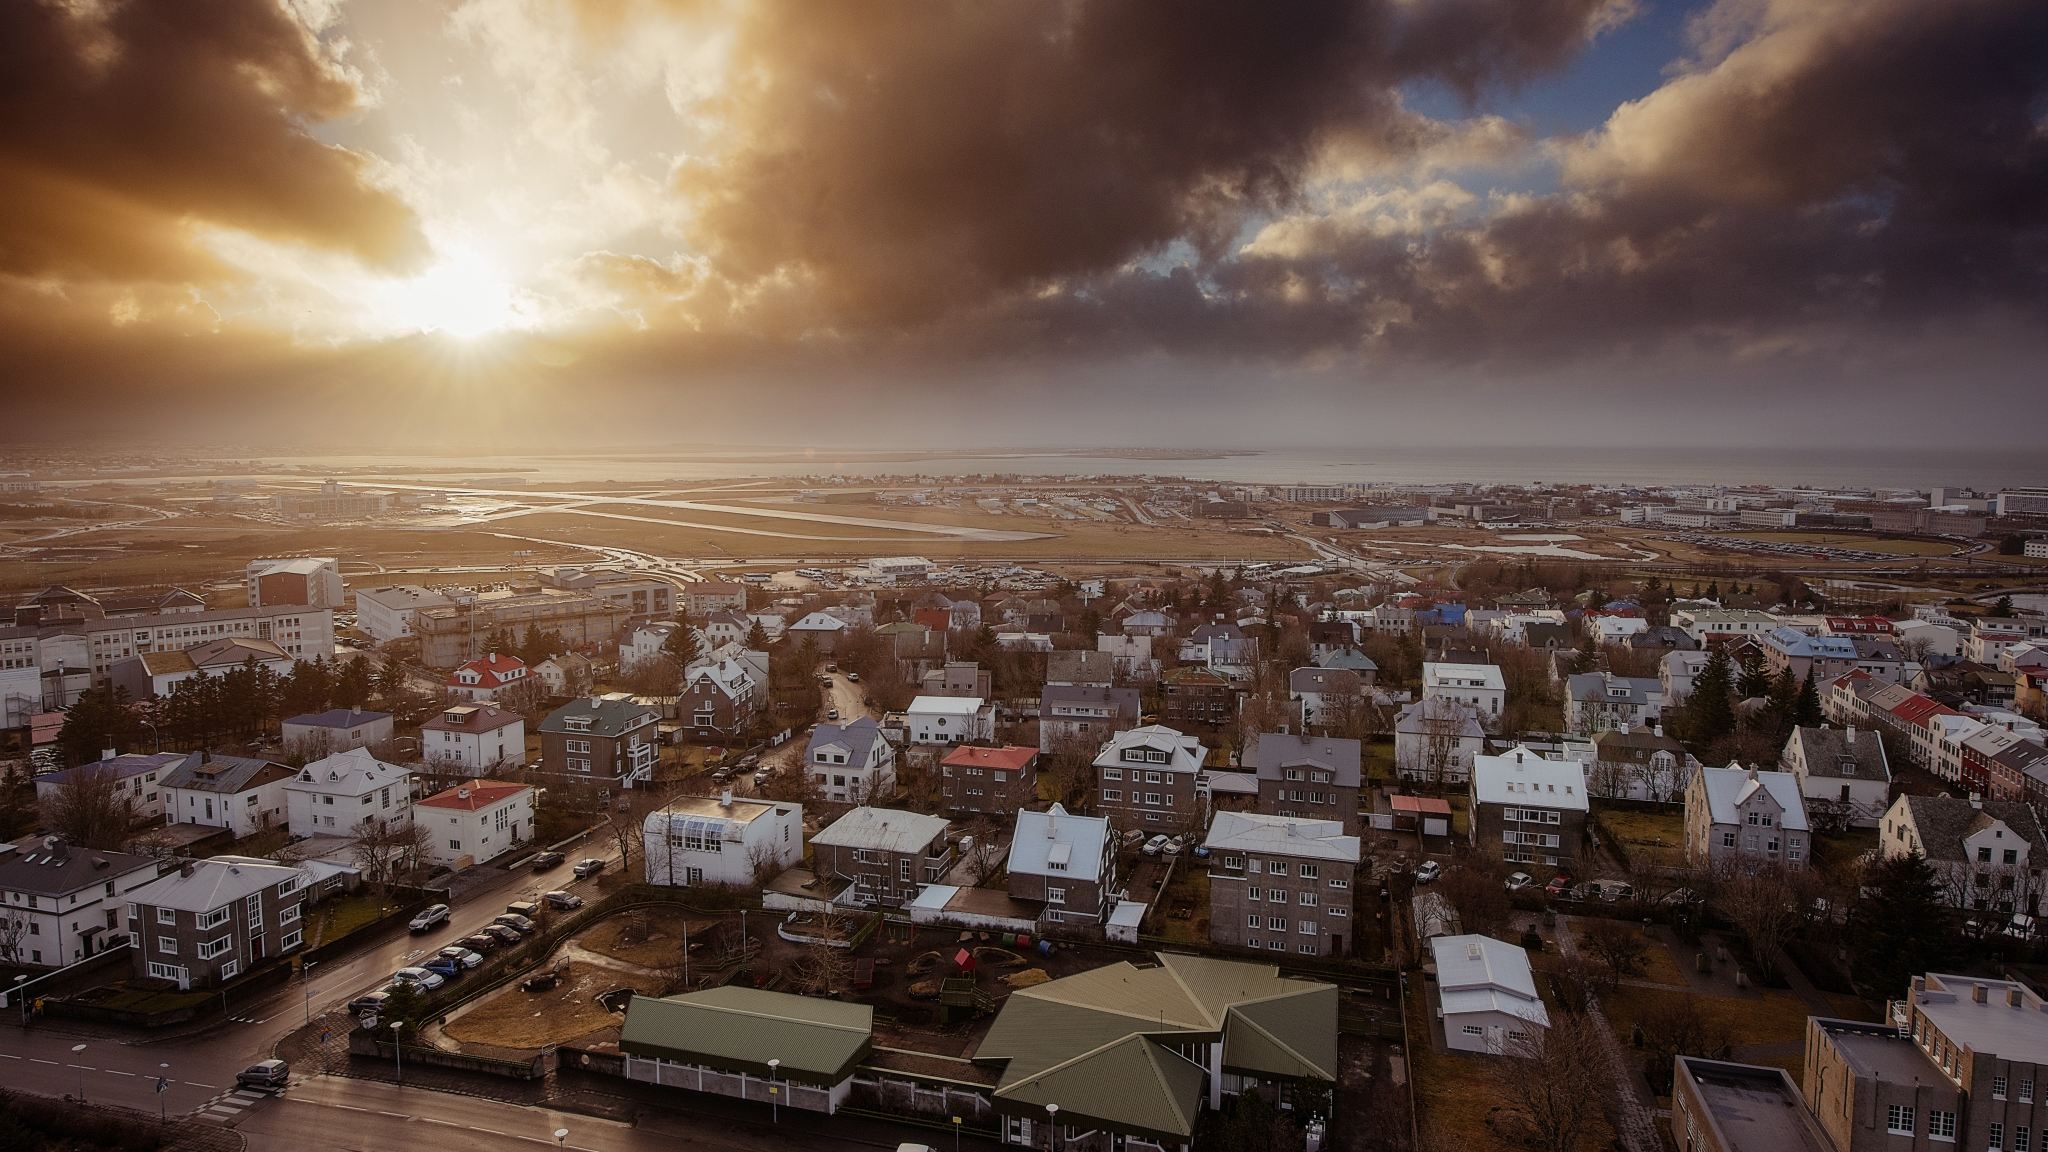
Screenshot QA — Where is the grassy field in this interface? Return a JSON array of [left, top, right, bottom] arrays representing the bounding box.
[[1594, 805, 1687, 858], [314, 893, 407, 944], [1601, 984, 1812, 1072]]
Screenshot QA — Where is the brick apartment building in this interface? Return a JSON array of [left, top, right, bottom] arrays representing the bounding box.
[[939, 745, 1039, 816], [538, 693, 660, 789], [125, 858, 310, 990], [1160, 666, 1237, 728], [1204, 811, 1359, 958], [1092, 725, 1207, 831]]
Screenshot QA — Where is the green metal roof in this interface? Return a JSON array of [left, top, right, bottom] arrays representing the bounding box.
[[618, 986, 873, 1085]]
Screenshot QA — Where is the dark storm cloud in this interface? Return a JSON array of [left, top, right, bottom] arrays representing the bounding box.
[[0, 0, 421, 282]]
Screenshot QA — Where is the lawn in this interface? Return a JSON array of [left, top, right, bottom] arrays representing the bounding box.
[[1152, 864, 1211, 946], [76, 983, 214, 1014], [1599, 984, 1813, 1083], [1593, 804, 1687, 868], [1405, 975, 1620, 1151], [314, 893, 406, 945], [1564, 920, 1690, 987], [443, 960, 662, 1051]]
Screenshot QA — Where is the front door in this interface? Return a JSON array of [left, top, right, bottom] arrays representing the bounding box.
[[250, 933, 264, 960]]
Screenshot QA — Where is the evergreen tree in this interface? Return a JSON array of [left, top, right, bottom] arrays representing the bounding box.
[[662, 622, 706, 670], [335, 657, 373, 708], [56, 687, 144, 766], [1737, 655, 1775, 698], [1852, 852, 1954, 1000], [745, 619, 770, 650], [1794, 668, 1824, 728], [1989, 595, 2016, 618], [1681, 648, 1736, 748], [482, 626, 518, 656], [377, 651, 408, 698], [1706, 581, 1720, 600]]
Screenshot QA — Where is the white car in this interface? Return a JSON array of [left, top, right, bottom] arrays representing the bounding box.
[[1140, 834, 1171, 857], [392, 967, 445, 991], [1505, 872, 1535, 892], [437, 947, 485, 970], [1414, 861, 1442, 884]]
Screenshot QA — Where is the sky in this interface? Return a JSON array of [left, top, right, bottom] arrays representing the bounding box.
[[2, 0, 2045, 449]]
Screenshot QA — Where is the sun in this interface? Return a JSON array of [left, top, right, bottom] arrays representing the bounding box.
[[385, 250, 520, 338]]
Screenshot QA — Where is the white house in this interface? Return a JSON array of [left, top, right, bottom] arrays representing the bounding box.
[[0, 835, 161, 968], [444, 653, 529, 702], [1685, 765, 1810, 871], [804, 717, 898, 805], [353, 585, 459, 644], [33, 752, 183, 826], [160, 755, 296, 838], [418, 703, 526, 773], [112, 636, 294, 700], [1879, 795, 2046, 915], [1661, 650, 1712, 705], [906, 695, 995, 746], [1779, 726, 1890, 829], [1421, 663, 1505, 721], [280, 708, 394, 754], [532, 651, 594, 697], [1587, 616, 1649, 645], [1393, 698, 1487, 785], [787, 612, 848, 652], [285, 748, 414, 839], [1432, 934, 1550, 1055], [702, 611, 752, 647], [417, 779, 536, 868], [1565, 673, 1666, 735], [1007, 804, 1119, 928], [643, 793, 803, 889], [1892, 618, 1963, 658]]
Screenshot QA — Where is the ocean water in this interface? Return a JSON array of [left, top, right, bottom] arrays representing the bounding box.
[[230, 445, 2045, 491]]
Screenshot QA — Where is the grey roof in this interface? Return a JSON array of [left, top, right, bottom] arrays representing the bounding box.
[[620, 986, 872, 1084], [128, 857, 301, 913], [1246, 732, 1362, 787], [159, 755, 291, 795], [1914, 975, 2048, 1065], [1045, 650, 1116, 684], [1785, 726, 1890, 783], [1566, 672, 1661, 705], [33, 752, 186, 788], [1523, 622, 1573, 649], [1203, 811, 1359, 863], [1040, 683, 1141, 717], [538, 693, 658, 737], [1898, 796, 2048, 863], [1009, 804, 1110, 882], [0, 835, 160, 897], [1628, 625, 1697, 650], [806, 716, 889, 764], [810, 806, 950, 855], [1593, 727, 1686, 762], [1290, 667, 1362, 696], [1394, 700, 1485, 739], [1674, 1057, 1833, 1152], [1694, 766, 1808, 831], [283, 708, 392, 729], [1314, 648, 1378, 671]]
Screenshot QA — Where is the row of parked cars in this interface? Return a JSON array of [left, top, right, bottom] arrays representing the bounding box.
[[357, 890, 591, 1014], [1503, 872, 1641, 903]]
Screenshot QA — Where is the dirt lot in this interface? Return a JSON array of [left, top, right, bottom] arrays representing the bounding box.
[[444, 960, 663, 1051], [579, 907, 719, 969]]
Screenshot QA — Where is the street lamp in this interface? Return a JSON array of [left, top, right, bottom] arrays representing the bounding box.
[[554, 1128, 569, 1150], [1045, 1103, 1059, 1152], [392, 1021, 404, 1086], [13, 974, 25, 1024], [71, 1043, 87, 1102], [158, 1063, 171, 1125], [766, 1059, 780, 1124]]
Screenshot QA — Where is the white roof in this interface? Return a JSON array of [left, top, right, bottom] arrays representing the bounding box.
[[1423, 662, 1506, 691], [1008, 804, 1110, 883], [907, 695, 986, 716], [1914, 975, 2048, 1065], [1202, 810, 1360, 864], [1431, 934, 1549, 1027], [1092, 724, 1207, 774], [129, 858, 302, 913], [790, 612, 847, 632], [1107, 900, 1148, 928], [1202, 770, 1260, 796], [1471, 746, 1589, 811], [811, 806, 951, 854], [1695, 765, 1810, 831], [288, 748, 410, 797]]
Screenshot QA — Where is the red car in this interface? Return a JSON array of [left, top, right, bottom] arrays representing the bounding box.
[[1545, 875, 1575, 898]]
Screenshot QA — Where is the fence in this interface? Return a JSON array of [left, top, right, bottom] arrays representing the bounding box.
[[348, 1031, 548, 1079]]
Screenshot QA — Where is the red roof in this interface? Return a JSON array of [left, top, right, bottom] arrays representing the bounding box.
[[941, 745, 1039, 771], [1887, 694, 1959, 728], [914, 609, 952, 632], [1389, 795, 1453, 815], [418, 779, 531, 811], [446, 653, 527, 689]]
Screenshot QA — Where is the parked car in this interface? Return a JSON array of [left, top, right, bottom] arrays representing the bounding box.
[[437, 947, 485, 969], [1414, 860, 1442, 884], [531, 851, 565, 871], [826, 708, 840, 721], [1505, 872, 1535, 891], [711, 766, 735, 783], [1141, 834, 1171, 857], [573, 858, 605, 879], [422, 955, 463, 978], [1122, 829, 1146, 846], [1544, 875, 1575, 898], [494, 913, 536, 933], [1595, 880, 1635, 903], [236, 1060, 290, 1089], [481, 924, 522, 946], [461, 933, 501, 953], [847, 672, 860, 683], [738, 753, 760, 768], [347, 990, 393, 1015], [543, 891, 584, 911], [1191, 844, 1211, 859], [392, 967, 445, 991], [826, 664, 837, 673], [506, 900, 541, 919], [1163, 836, 1185, 856], [408, 904, 450, 933]]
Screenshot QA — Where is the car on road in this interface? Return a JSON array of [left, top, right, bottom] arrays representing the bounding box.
[[573, 858, 605, 879], [347, 990, 393, 1015], [1414, 860, 1442, 884], [827, 708, 840, 721], [847, 672, 860, 683], [543, 891, 584, 911], [408, 904, 450, 933], [392, 966, 445, 991], [753, 766, 774, 786], [481, 924, 523, 946], [236, 1060, 290, 1089], [738, 753, 760, 768], [495, 913, 536, 933], [437, 947, 485, 969], [826, 664, 837, 673], [461, 933, 501, 953], [531, 851, 565, 871], [1505, 872, 1535, 891], [1140, 834, 1171, 856]]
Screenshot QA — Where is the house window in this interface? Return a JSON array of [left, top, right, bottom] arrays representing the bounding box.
[[197, 936, 232, 960], [449, 840, 461, 850], [157, 907, 177, 925], [1995, 1077, 2009, 1100], [157, 936, 178, 955], [1928, 1110, 1955, 1141], [1990, 1124, 2004, 1150], [1102, 768, 1122, 781], [1299, 864, 1319, 880], [1269, 861, 1287, 875], [1268, 916, 1287, 931], [1101, 789, 1121, 802], [1145, 793, 1160, 805], [1145, 772, 1162, 784], [1248, 888, 1260, 901], [1047, 888, 1066, 904], [2021, 1080, 2035, 1102], [1462, 1025, 1484, 1036], [1329, 905, 1347, 917], [1722, 832, 1737, 848], [221, 959, 240, 980], [282, 930, 302, 951], [280, 904, 301, 925], [1329, 877, 1349, 889], [1298, 920, 1316, 934], [1247, 915, 1260, 927], [1298, 943, 1316, 954], [197, 906, 231, 930], [1299, 892, 1317, 907], [1888, 1105, 1915, 1135], [900, 860, 912, 882]]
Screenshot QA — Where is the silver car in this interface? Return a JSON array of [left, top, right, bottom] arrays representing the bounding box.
[[392, 966, 445, 991]]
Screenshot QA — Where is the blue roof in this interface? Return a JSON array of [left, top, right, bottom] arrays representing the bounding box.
[[284, 708, 393, 729]]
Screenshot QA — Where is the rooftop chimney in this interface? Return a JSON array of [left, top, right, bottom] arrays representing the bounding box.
[[1974, 984, 1988, 1004], [2009, 987, 2024, 1008], [457, 788, 471, 800], [1913, 976, 1926, 993], [179, 861, 194, 878], [101, 748, 116, 762], [720, 789, 732, 807], [1847, 726, 1856, 744]]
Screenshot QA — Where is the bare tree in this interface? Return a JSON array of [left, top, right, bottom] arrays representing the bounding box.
[[1637, 993, 1732, 1093], [1580, 918, 1651, 981], [0, 911, 27, 963], [788, 930, 852, 996], [1717, 863, 1802, 984], [1495, 1011, 1608, 1152], [43, 763, 140, 850], [1041, 731, 1100, 809], [746, 838, 783, 888], [1437, 865, 1512, 939], [952, 813, 1006, 887]]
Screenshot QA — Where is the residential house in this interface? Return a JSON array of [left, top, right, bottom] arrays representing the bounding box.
[[1037, 684, 1141, 754], [1781, 726, 1891, 829], [1182, 622, 1259, 671], [1470, 746, 1589, 870], [1672, 608, 1782, 649], [1588, 616, 1649, 645], [1879, 795, 2045, 917], [0, 835, 161, 968], [1761, 627, 1862, 683], [808, 807, 953, 908], [1045, 650, 1114, 687], [1967, 616, 2048, 664], [1092, 725, 1207, 831], [786, 612, 848, 652], [805, 718, 897, 805], [33, 752, 182, 827], [1676, 1056, 1831, 1152], [1432, 935, 1550, 1056], [1290, 666, 1365, 735], [919, 661, 991, 699], [695, 611, 750, 648], [1393, 698, 1487, 785], [1248, 732, 1362, 835], [940, 745, 1038, 815], [111, 636, 294, 700], [1565, 672, 1666, 735], [1589, 726, 1691, 802], [538, 693, 660, 788], [679, 656, 762, 740], [975, 952, 1337, 1148], [280, 707, 393, 754], [284, 748, 413, 839], [1118, 610, 1173, 637], [1204, 810, 1359, 957], [161, 755, 294, 838], [1627, 625, 1697, 654], [891, 629, 948, 681], [643, 793, 803, 889], [417, 778, 536, 867], [1160, 664, 1238, 728], [906, 695, 994, 746], [1662, 649, 1713, 705], [684, 582, 748, 616], [124, 858, 310, 989], [532, 651, 594, 697], [1006, 804, 1116, 927], [444, 653, 529, 702], [1685, 765, 1811, 871], [1422, 662, 1505, 723], [353, 585, 459, 644], [419, 702, 525, 773], [1096, 633, 1160, 682]]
